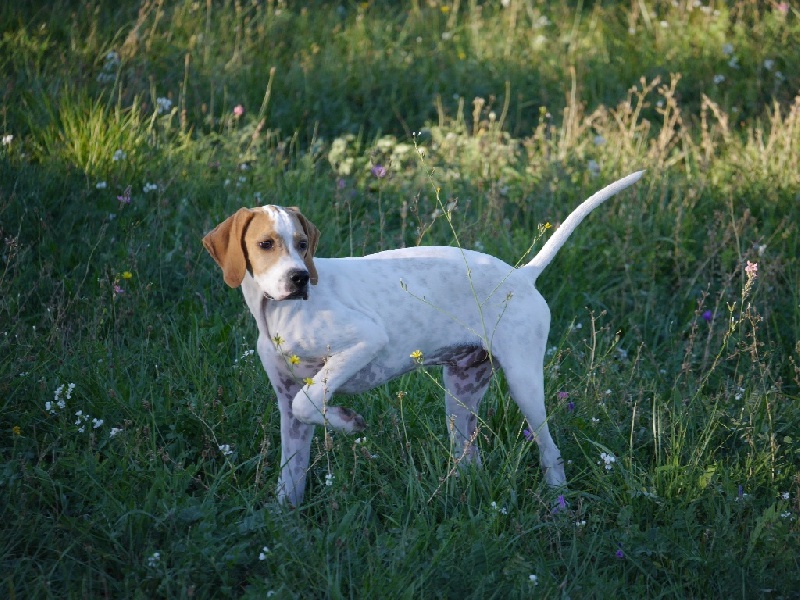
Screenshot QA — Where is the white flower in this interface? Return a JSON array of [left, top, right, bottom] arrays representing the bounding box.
[[96, 181, 108, 189], [1, 134, 13, 145], [728, 56, 739, 69], [659, 20, 669, 28], [156, 97, 172, 114], [722, 43, 734, 56], [143, 183, 158, 193], [782, 492, 790, 501], [575, 519, 587, 527], [591, 417, 600, 423], [110, 427, 123, 437], [593, 134, 606, 146], [713, 74, 725, 84], [587, 159, 600, 177], [218, 444, 233, 456], [146, 552, 160, 568], [764, 59, 774, 70], [325, 473, 335, 486], [775, 71, 785, 81], [599, 451, 616, 470], [259, 546, 270, 560], [92, 418, 104, 429], [112, 149, 127, 161], [355, 437, 366, 444], [490, 501, 508, 515], [781, 511, 792, 519], [529, 574, 539, 585]]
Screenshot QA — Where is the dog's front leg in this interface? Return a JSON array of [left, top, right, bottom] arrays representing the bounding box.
[[275, 385, 314, 506], [291, 339, 385, 432]]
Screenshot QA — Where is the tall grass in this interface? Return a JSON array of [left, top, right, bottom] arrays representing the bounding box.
[[1, 1, 799, 598]]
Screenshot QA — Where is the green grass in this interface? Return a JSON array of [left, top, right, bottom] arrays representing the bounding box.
[[2, 1, 799, 597]]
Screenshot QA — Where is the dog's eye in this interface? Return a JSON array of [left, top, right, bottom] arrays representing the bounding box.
[[297, 240, 308, 251], [258, 239, 274, 250]]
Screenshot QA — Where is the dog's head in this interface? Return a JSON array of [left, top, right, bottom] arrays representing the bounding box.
[[202, 205, 320, 300]]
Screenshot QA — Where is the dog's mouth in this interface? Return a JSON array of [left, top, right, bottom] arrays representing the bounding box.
[[263, 290, 308, 301]]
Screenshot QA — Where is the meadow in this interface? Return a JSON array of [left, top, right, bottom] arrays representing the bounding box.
[[1, 0, 799, 597]]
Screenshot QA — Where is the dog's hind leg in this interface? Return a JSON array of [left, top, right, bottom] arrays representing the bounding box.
[[442, 350, 493, 466], [499, 353, 567, 487]]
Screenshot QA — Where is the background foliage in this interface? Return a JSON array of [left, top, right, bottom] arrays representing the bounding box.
[[1, 0, 799, 597]]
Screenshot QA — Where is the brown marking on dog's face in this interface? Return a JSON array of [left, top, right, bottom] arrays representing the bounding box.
[[202, 206, 319, 300]]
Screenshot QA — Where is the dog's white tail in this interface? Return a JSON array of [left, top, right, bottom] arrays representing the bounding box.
[[524, 170, 645, 281]]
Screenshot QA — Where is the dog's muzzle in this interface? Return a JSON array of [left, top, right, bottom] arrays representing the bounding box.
[[264, 269, 310, 301]]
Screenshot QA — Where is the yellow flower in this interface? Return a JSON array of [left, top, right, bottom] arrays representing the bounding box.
[[303, 377, 315, 386], [122, 271, 133, 279], [289, 355, 300, 365], [12, 425, 21, 436], [457, 51, 466, 60], [273, 334, 284, 346], [544, 222, 552, 229], [410, 350, 424, 363], [440, 5, 450, 13]]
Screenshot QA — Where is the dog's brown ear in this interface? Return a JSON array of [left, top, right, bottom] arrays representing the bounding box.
[[286, 207, 320, 285], [202, 208, 256, 288]]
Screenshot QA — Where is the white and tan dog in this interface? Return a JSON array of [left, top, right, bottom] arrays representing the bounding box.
[[203, 171, 644, 506]]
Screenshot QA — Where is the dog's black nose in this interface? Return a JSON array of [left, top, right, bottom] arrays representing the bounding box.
[[289, 269, 310, 288]]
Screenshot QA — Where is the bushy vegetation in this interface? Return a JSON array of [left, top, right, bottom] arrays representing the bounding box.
[[1, 1, 798, 597]]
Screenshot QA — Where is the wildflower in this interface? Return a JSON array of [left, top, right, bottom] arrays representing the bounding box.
[[325, 473, 335, 486], [567, 401, 575, 412], [575, 519, 587, 527], [355, 437, 366, 444], [96, 181, 108, 189], [92, 418, 104, 429], [776, 2, 788, 15], [615, 544, 625, 559], [599, 451, 616, 470], [713, 74, 725, 84], [490, 501, 508, 515], [218, 444, 233, 456], [114, 284, 125, 295], [728, 56, 739, 69], [782, 492, 790, 501], [722, 43, 734, 56], [12, 425, 21, 436], [736, 484, 749, 501], [117, 186, 132, 204], [259, 546, 270, 560], [233, 104, 244, 117], [370, 164, 387, 178], [146, 552, 161, 568], [110, 427, 123, 437], [143, 183, 158, 193], [156, 97, 172, 114], [593, 134, 606, 146], [303, 377, 314, 386], [557, 391, 569, 401], [591, 417, 600, 424], [702, 310, 713, 323], [587, 159, 600, 177], [2, 134, 13, 145], [112, 149, 127, 161], [336, 178, 346, 189], [734, 387, 745, 401], [551, 494, 567, 514], [410, 350, 423, 363], [122, 271, 133, 280], [288, 355, 300, 365], [523, 428, 535, 442], [529, 574, 539, 585], [272, 334, 284, 345], [781, 511, 792, 519], [745, 261, 758, 278]]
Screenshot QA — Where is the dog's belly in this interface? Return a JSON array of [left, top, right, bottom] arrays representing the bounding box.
[[337, 361, 412, 394], [336, 344, 488, 395]]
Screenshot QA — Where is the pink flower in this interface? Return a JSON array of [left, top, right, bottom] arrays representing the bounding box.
[[776, 3, 789, 15], [557, 391, 569, 400], [233, 104, 244, 117], [117, 185, 132, 204], [745, 261, 758, 279], [114, 284, 124, 295]]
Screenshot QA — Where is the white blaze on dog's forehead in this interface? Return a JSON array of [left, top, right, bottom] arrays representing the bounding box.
[[262, 205, 297, 240]]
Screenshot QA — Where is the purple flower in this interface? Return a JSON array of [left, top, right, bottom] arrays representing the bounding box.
[[117, 185, 132, 204], [337, 178, 346, 189], [114, 284, 124, 295], [567, 401, 575, 412], [738, 484, 744, 498], [370, 164, 387, 178], [557, 391, 569, 400], [551, 494, 568, 514], [523, 428, 534, 442], [702, 310, 713, 323], [616, 544, 625, 559]]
